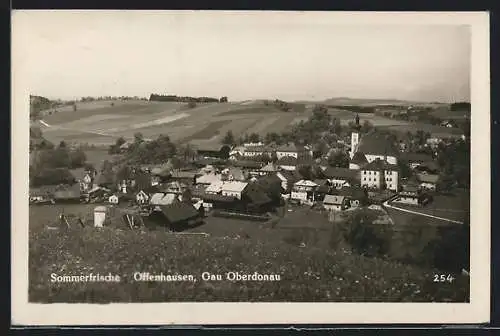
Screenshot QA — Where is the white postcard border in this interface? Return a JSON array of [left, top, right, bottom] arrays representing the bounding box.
[[11, 11, 490, 325]]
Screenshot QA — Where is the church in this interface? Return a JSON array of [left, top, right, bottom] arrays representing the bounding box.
[[348, 114, 400, 191]]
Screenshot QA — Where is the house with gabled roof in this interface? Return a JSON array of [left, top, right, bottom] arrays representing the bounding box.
[[393, 183, 421, 206], [323, 194, 349, 211], [276, 143, 312, 160], [338, 186, 367, 208], [417, 173, 440, 191], [277, 156, 298, 171], [291, 180, 318, 204], [322, 167, 359, 189], [221, 181, 248, 200]]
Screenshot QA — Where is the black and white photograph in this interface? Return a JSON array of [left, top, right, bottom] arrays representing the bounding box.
[[12, 11, 490, 325]]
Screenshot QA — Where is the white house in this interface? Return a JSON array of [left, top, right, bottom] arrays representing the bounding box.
[[360, 159, 399, 191], [220, 181, 248, 200], [323, 194, 349, 211], [291, 180, 318, 203], [135, 190, 149, 205], [276, 143, 312, 160], [242, 145, 269, 158], [108, 194, 119, 204], [205, 181, 224, 194]]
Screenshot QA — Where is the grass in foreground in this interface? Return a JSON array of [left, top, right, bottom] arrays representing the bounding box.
[[29, 225, 469, 303]]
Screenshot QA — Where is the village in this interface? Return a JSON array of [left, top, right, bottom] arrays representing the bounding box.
[[29, 110, 469, 236]]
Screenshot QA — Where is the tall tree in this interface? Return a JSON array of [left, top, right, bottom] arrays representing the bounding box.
[[221, 130, 235, 145]]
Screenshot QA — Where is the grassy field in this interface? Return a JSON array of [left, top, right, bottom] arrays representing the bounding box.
[[386, 189, 469, 226], [37, 99, 462, 147], [392, 189, 469, 223], [29, 204, 468, 303]]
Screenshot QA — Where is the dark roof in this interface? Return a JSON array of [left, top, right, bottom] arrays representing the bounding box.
[[53, 184, 81, 200], [323, 167, 358, 180], [256, 174, 282, 187], [417, 173, 440, 184], [362, 159, 399, 171], [357, 133, 399, 157], [277, 156, 298, 166], [401, 184, 419, 193], [170, 171, 198, 179], [312, 179, 327, 186], [233, 160, 263, 169], [195, 144, 231, 152], [337, 186, 366, 200], [351, 151, 368, 164], [401, 152, 433, 162], [417, 161, 440, 172], [159, 202, 199, 223], [30, 185, 58, 197]]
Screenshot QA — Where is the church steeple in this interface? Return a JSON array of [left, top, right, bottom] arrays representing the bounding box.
[[355, 113, 360, 127]]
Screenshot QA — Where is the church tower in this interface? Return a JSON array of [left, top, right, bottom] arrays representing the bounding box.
[[350, 113, 361, 159]]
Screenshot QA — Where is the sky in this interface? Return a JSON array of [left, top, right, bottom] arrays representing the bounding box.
[[13, 11, 471, 103]]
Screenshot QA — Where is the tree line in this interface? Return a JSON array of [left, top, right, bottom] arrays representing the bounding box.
[[149, 94, 228, 103], [30, 140, 88, 187]]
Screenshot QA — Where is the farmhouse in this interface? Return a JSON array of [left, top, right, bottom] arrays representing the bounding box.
[[221, 181, 248, 200], [259, 162, 280, 175], [169, 171, 198, 184], [158, 203, 201, 229], [417, 173, 440, 191], [53, 184, 82, 203], [229, 146, 246, 160], [276, 143, 313, 160], [150, 192, 179, 206], [291, 180, 318, 204], [200, 193, 238, 212], [242, 145, 271, 158], [394, 184, 420, 206], [360, 159, 399, 191], [322, 167, 358, 189], [108, 194, 119, 204], [135, 190, 149, 205], [323, 194, 349, 211], [338, 186, 367, 208], [277, 156, 298, 171]]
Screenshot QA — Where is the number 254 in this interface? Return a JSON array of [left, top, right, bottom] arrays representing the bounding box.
[[433, 274, 455, 283]]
